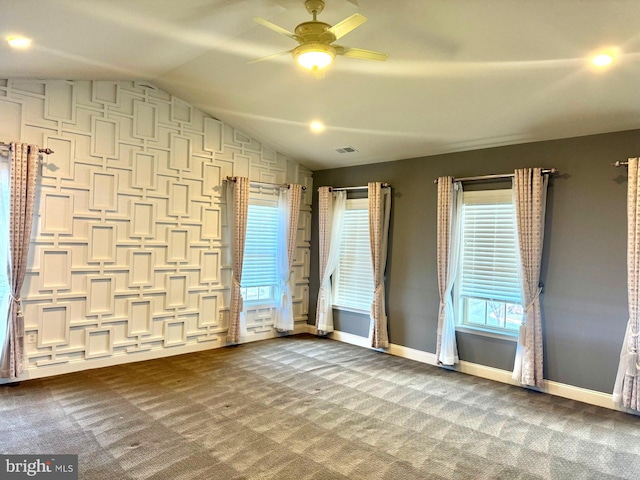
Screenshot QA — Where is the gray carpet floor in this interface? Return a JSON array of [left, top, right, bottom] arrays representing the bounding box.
[[2, 334, 640, 479]]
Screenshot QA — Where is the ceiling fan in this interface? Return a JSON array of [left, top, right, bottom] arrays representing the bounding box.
[[248, 0, 388, 76]]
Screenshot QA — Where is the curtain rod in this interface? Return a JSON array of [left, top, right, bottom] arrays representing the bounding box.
[[432, 168, 558, 184], [225, 176, 306, 191], [322, 183, 391, 192], [0, 142, 54, 155], [613, 160, 629, 167]]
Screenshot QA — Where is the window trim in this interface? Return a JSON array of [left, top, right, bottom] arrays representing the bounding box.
[[331, 197, 374, 315], [241, 189, 280, 309], [454, 188, 522, 340]]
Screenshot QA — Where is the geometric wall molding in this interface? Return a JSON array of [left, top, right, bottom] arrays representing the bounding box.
[[91, 117, 118, 159], [132, 151, 157, 190], [5, 78, 312, 378], [40, 249, 72, 291], [164, 319, 186, 347], [128, 298, 152, 336], [169, 134, 191, 171], [85, 328, 113, 359], [42, 193, 73, 234], [130, 202, 156, 239], [129, 250, 154, 287], [201, 207, 221, 240], [45, 81, 76, 123], [199, 250, 221, 284], [92, 81, 119, 106], [38, 304, 71, 347], [85, 275, 115, 316], [165, 274, 188, 310], [89, 225, 115, 263], [133, 100, 157, 141], [90, 171, 118, 211], [167, 229, 189, 264], [198, 292, 221, 328]]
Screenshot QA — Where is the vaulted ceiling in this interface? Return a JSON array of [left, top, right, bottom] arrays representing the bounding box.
[[3, 0, 640, 170]]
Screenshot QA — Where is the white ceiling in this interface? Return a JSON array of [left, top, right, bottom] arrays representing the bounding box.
[[3, 0, 640, 170]]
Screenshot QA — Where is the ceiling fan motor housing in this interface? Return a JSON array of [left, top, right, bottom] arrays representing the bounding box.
[[294, 21, 336, 44]]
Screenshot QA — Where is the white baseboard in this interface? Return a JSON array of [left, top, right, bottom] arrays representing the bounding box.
[[3, 324, 312, 385], [324, 329, 620, 413]]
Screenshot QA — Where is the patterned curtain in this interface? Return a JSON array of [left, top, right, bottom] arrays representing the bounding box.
[[368, 182, 391, 349], [613, 157, 640, 410], [315, 187, 346, 334], [0, 143, 39, 379], [274, 184, 302, 332], [512, 168, 548, 387], [225, 177, 249, 344], [435, 177, 462, 365]]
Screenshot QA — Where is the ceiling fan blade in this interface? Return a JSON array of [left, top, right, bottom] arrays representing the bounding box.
[[327, 13, 367, 40], [246, 49, 293, 64], [335, 46, 388, 62], [254, 17, 300, 41]]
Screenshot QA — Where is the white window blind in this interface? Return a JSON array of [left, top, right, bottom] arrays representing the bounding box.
[[458, 190, 523, 333], [333, 198, 374, 312], [459, 190, 520, 303], [241, 202, 278, 301]]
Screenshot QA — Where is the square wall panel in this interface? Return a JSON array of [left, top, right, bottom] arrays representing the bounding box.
[[45, 81, 76, 123], [198, 293, 220, 328], [91, 117, 118, 158], [85, 328, 113, 359], [39, 304, 70, 347], [128, 298, 152, 336], [199, 250, 221, 284], [169, 134, 191, 171], [43, 136, 74, 180], [133, 100, 157, 140], [130, 202, 155, 238], [164, 320, 186, 347], [40, 249, 72, 291], [89, 225, 115, 263], [129, 250, 154, 287], [92, 81, 119, 105], [42, 193, 73, 234], [165, 274, 188, 309], [201, 208, 221, 240], [168, 183, 190, 217], [85, 275, 115, 316], [91, 171, 118, 211], [133, 152, 157, 190], [167, 229, 189, 263]]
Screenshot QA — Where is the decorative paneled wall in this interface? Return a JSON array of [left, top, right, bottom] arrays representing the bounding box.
[[0, 79, 312, 376]]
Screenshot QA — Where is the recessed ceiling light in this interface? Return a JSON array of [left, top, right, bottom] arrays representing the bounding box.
[[591, 49, 617, 68], [310, 121, 325, 133], [7, 36, 32, 49], [592, 53, 613, 67]]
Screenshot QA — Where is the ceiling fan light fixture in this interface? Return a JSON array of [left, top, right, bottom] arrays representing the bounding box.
[[294, 43, 335, 70]]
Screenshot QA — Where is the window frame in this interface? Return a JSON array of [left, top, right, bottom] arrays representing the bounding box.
[[332, 197, 374, 315], [453, 188, 522, 341], [240, 189, 280, 308]]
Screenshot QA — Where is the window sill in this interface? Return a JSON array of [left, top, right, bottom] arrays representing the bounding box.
[[332, 305, 370, 316], [244, 301, 277, 310], [455, 325, 518, 342]]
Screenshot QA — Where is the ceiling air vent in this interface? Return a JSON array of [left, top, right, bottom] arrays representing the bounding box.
[[335, 146, 358, 154]]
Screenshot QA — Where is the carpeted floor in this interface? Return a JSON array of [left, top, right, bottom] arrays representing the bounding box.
[[2, 334, 640, 479]]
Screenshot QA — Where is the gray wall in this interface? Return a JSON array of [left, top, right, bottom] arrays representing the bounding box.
[[309, 129, 639, 394]]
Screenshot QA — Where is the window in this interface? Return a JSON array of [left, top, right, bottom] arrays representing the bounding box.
[[333, 197, 374, 312], [241, 195, 279, 304], [456, 189, 523, 336]]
